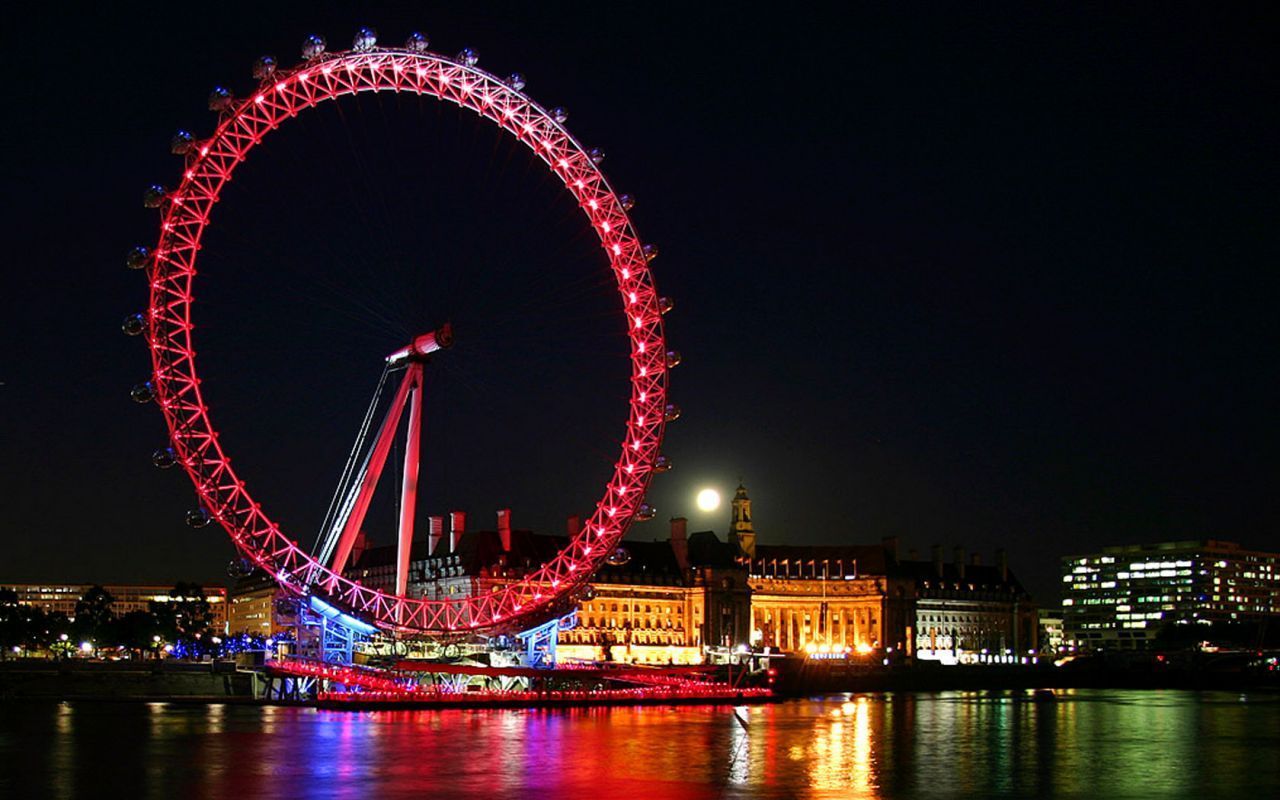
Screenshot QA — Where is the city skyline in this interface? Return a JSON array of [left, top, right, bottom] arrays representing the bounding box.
[[3, 4, 1276, 608]]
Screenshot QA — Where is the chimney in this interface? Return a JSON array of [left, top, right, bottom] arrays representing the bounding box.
[[955, 546, 966, 580], [428, 516, 444, 556], [670, 516, 689, 572], [996, 548, 1008, 581], [566, 515, 581, 536], [497, 508, 511, 552], [881, 535, 899, 562], [971, 553, 982, 566], [931, 544, 943, 577], [449, 511, 466, 553]]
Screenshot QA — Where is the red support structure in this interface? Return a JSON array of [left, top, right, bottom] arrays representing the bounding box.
[[330, 366, 414, 575], [396, 364, 424, 601]]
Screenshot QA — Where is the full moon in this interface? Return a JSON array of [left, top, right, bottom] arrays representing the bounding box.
[[696, 488, 721, 512]]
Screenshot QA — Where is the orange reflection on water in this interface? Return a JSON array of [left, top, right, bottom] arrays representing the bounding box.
[[805, 696, 879, 797], [4, 690, 1278, 799]]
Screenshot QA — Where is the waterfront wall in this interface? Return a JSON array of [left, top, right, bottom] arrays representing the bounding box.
[[0, 660, 253, 700]]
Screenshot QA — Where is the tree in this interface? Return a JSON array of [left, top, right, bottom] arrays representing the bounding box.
[[152, 582, 214, 656], [112, 610, 163, 660], [20, 605, 50, 653], [73, 585, 116, 654], [0, 589, 23, 659], [42, 612, 75, 659]]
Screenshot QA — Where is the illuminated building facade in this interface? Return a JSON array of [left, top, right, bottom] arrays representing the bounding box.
[[0, 582, 228, 632], [343, 487, 1036, 664], [737, 486, 1034, 662], [1061, 539, 1280, 650], [228, 573, 298, 636], [345, 514, 747, 664], [1038, 609, 1066, 653], [745, 542, 1035, 663]]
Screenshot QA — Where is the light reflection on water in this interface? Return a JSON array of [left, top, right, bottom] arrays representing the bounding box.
[[1, 690, 1277, 799]]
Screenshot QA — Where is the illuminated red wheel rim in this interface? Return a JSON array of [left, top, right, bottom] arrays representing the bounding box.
[[140, 38, 669, 633]]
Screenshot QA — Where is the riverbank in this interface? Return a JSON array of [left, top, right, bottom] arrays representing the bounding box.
[[772, 658, 1280, 695], [0, 659, 252, 700], [5, 658, 1276, 705]]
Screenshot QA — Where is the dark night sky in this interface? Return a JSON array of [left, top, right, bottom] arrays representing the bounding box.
[[2, 3, 1276, 604]]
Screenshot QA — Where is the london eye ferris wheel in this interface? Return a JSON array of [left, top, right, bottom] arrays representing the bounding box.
[[124, 28, 678, 635]]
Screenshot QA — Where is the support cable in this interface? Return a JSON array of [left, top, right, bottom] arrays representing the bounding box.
[[313, 364, 394, 562]]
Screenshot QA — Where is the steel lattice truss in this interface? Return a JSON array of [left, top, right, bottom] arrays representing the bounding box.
[[141, 43, 669, 634]]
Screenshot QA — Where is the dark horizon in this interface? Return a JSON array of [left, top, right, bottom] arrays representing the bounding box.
[[3, 3, 1276, 606]]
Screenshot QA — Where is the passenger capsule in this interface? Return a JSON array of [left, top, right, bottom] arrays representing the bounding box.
[[170, 130, 195, 156], [186, 508, 211, 528], [121, 313, 147, 336], [654, 455, 672, 473], [588, 147, 606, 165], [642, 243, 659, 262], [664, 403, 681, 422], [457, 47, 479, 66], [405, 32, 430, 52], [152, 447, 178, 469], [618, 193, 635, 210], [506, 72, 526, 91], [130, 381, 155, 404], [252, 55, 277, 80], [550, 106, 569, 124], [301, 34, 327, 60], [142, 185, 167, 209], [353, 27, 377, 52], [125, 246, 152, 270], [226, 558, 254, 578], [207, 86, 234, 112], [658, 296, 674, 315], [605, 546, 632, 566], [635, 503, 657, 522], [665, 350, 682, 369]]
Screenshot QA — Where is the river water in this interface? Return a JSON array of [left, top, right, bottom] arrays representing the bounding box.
[[1, 690, 1276, 799]]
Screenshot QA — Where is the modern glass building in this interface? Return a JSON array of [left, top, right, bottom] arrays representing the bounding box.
[[1061, 540, 1279, 649]]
